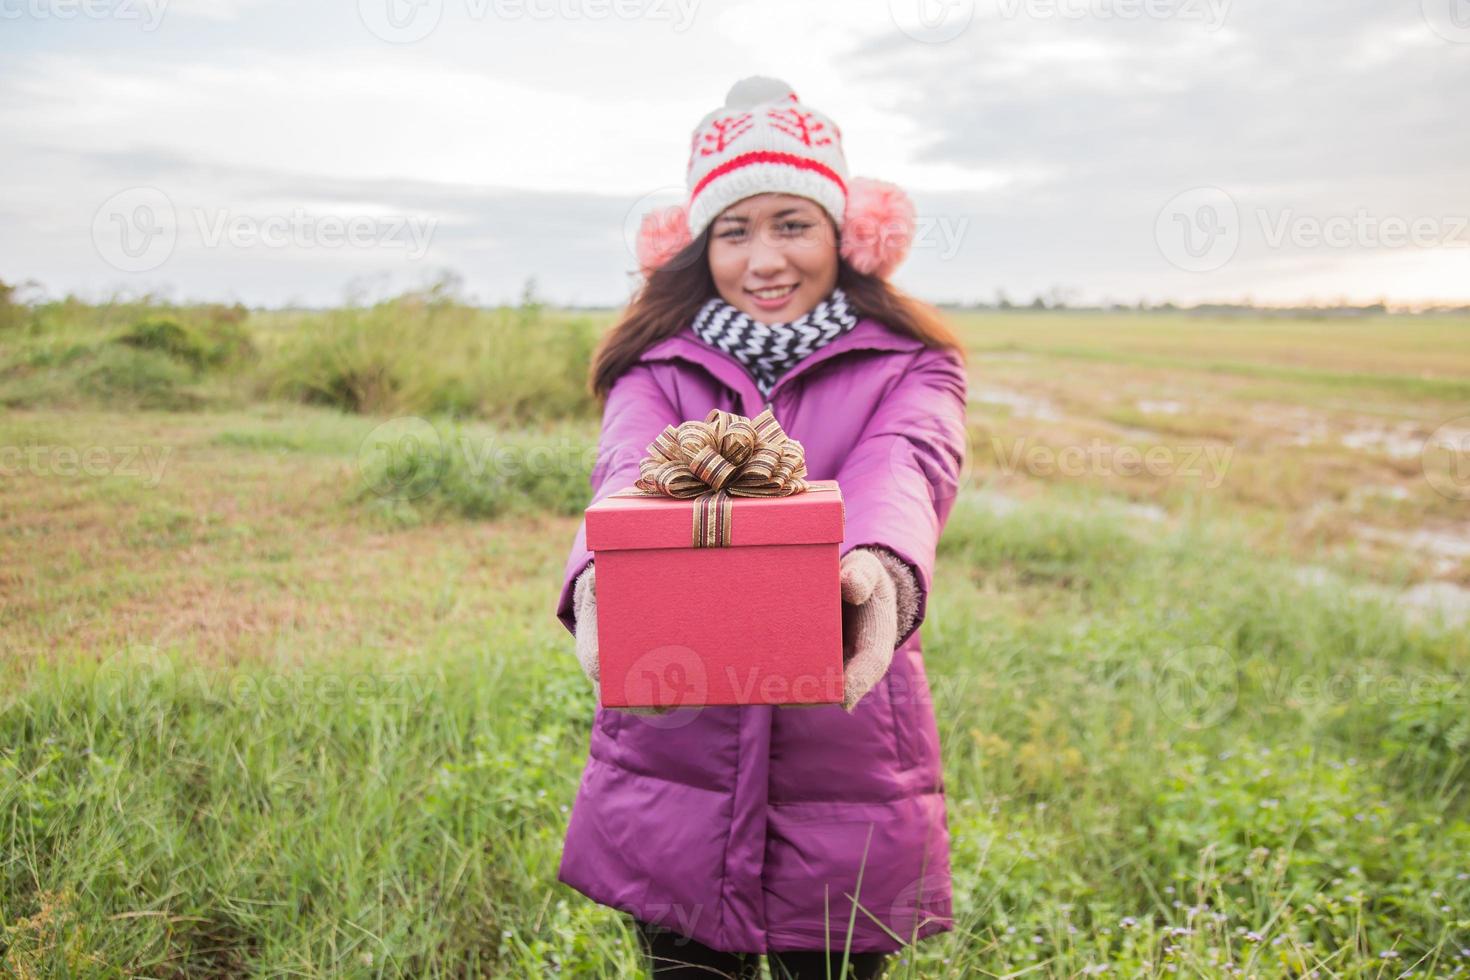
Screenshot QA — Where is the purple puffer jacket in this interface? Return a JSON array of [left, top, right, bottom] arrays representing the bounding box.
[[553, 316, 969, 954]]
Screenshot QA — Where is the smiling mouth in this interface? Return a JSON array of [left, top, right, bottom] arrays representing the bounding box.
[[748, 284, 797, 300]]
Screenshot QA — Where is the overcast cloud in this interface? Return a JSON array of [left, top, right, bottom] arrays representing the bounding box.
[[2, 0, 1467, 307]]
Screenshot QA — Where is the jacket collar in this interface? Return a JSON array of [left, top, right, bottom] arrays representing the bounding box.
[[637, 317, 926, 409]]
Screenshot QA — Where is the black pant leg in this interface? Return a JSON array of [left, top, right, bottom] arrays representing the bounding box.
[[766, 948, 891, 980], [631, 916, 762, 979]]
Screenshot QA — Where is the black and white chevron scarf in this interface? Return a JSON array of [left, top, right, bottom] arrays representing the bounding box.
[[690, 287, 859, 397]]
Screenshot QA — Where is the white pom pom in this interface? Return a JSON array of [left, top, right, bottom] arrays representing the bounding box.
[[724, 76, 797, 109]]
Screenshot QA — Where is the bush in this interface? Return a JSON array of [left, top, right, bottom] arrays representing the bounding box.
[[77, 344, 203, 410], [257, 288, 600, 423], [194, 304, 256, 368], [353, 418, 595, 521], [0, 278, 28, 332], [113, 318, 209, 370]]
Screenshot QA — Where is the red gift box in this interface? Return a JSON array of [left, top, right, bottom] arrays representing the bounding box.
[[585, 479, 845, 708]]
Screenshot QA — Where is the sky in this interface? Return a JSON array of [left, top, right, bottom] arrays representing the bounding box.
[[2, 0, 1468, 309]]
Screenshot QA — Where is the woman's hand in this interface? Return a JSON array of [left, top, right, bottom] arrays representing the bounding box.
[[838, 547, 901, 712], [572, 563, 601, 686], [573, 564, 672, 717]]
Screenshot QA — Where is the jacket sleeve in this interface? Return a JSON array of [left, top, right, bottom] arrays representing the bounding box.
[[835, 345, 968, 648], [554, 363, 683, 636]]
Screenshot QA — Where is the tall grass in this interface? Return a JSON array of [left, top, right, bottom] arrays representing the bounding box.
[[253, 286, 600, 423], [1, 642, 635, 977], [353, 416, 598, 523], [0, 281, 602, 423], [0, 296, 256, 411], [2, 490, 1466, 976]]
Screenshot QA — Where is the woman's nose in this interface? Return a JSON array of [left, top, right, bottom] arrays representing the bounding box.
[[747, 230, 788, 276]]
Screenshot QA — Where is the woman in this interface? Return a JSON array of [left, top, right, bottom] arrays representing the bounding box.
[[552, 76, 969, 979]]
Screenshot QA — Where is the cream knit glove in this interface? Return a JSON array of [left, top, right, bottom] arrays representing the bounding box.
[[838, 546, 920, 712], [572, 563, 600, 685], [572, 564, 672, 717], [865, 546, 921, 647]]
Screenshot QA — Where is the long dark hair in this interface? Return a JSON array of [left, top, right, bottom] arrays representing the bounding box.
[[589, 227, 967, 401]]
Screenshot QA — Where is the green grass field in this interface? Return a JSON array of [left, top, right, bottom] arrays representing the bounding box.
[[2, 294, 1468, 977]]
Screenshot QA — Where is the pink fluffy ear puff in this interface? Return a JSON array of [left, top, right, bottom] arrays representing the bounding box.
[[840, 177, 917, 279], [635, 204, 692, 276]]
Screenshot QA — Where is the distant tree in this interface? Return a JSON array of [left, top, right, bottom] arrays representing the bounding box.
[[0, 277, 27, 331], [518, 275, 544, 328], [520, 276, 541, 310]]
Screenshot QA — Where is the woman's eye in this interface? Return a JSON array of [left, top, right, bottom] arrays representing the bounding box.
[[717, 222, 810, 240]]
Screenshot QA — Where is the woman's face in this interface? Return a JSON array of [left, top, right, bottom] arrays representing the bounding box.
[[707, 193, 839, 324]]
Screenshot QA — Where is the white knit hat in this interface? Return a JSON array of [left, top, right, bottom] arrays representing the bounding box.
[[634, 76, 918, 281], [684, 76, 849, 240]]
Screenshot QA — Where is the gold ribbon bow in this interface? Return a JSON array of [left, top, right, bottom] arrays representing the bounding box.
[[637, 407, 810, 499], [614, 408, 813, 548]]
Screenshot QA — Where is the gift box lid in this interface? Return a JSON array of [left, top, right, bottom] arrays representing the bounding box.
[[586, 479, 843, 551]]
